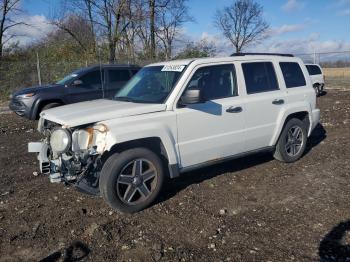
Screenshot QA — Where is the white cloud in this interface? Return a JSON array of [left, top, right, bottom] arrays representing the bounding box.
[[183, 30, 350, 62], [267, 24, 305, 37], [282, 0, 305, 12], [251, 34, 350, 61], [338, 9, 350, 16], [199, 32, 232, 56], [4, 14, 54, 46]]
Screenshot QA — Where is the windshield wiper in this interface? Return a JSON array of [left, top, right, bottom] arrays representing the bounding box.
[[114, 96, 135, 102]]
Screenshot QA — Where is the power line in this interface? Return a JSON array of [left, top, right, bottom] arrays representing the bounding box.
[[295, 50, 350, 56]]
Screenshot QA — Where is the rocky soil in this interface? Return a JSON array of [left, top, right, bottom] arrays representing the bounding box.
[[0, 89, 350, 261]]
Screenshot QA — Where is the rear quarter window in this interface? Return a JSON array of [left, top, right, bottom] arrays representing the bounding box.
[[306, 65, 322, 75], [280, 62, 306, 88]]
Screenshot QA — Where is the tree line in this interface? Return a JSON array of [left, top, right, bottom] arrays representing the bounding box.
[[1, 0, 270, 64]]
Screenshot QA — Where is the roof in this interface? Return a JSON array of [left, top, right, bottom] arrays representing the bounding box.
[[147, 55, 301, 67], [85, 64, 141, 70]]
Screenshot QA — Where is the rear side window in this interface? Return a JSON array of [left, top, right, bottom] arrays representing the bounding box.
[[280, 62, 306, 88], [108, 69, 131, 83], [306, 65, 322, 75], [242, 62, 279, 94]]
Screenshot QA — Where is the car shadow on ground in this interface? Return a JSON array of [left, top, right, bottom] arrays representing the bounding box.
[[319, 220, 350, 262], [39, 241, 90, 262], [157, 124, 327, 205], [319, 90, 328, 97], [305, 123, 327, 154]]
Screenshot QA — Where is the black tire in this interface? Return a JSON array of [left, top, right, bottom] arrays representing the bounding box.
[[41, 102, 61, 111], [99, 148, 164, 213], [314, 84, 320, 97], [273, 118, 307, 163]]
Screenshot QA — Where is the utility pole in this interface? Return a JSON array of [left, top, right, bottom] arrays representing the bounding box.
[[313, 50, 316, 64], [36, 52, 42, 86]]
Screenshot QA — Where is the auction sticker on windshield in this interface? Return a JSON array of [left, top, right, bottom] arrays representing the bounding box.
[[161, 65, 185, 72]]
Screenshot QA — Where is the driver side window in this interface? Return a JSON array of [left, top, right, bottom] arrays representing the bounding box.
[[78, 70, 103, 89], [186, 64, 238, 100]]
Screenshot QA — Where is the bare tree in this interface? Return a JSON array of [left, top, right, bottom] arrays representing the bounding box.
[[51, 15, 96, 53], [214, 0, 269, 54], [0, 0, 26, 61], [94, 0, 131, 63], [156, 0, 192, 60]]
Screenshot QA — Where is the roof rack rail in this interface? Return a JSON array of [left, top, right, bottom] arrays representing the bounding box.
[[230, 53, 294, 57]]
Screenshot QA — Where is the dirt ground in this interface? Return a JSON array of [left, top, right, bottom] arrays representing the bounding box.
[[0, 88, 350, 262]]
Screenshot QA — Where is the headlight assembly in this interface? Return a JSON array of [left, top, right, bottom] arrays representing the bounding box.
[[72, 129, 92, 151], [16, 92, 35, 99], [50, 128, 71, 154], [71, 124, 108, 152]]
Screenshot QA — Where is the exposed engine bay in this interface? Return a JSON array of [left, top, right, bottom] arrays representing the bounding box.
[[28, 118, 108, 195]]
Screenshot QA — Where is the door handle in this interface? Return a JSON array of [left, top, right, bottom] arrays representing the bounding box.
[[272, 99, 284, 105], [226, 106, 242, 113]]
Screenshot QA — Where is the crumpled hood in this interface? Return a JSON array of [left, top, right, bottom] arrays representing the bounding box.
[[40, 99, 167, 127]]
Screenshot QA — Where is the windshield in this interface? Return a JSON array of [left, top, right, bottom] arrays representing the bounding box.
[[114, 65, 185, 103], [55, 73, 79, 85]]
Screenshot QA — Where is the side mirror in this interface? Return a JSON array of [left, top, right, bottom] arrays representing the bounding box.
[[72, 79, 83, 86], [180, 88, 203, 105]]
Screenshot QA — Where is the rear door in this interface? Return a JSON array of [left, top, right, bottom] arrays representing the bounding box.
[[105, 68, 133, 98], [240, 61, 287, 151], [66, 69, 103, 103], [280, 61, 314, 106]]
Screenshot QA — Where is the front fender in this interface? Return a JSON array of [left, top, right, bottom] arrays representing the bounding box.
[[103, 121, 179, 166], [269, 102, 312, 146]]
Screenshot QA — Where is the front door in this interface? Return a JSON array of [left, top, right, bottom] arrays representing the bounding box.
[[176, 64, 246, 168], [66, 69, 103, 104]]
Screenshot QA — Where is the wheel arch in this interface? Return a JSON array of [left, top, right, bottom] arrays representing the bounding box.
[[33, 98, 64, 119], [270, 106, 311, 146], [102, 136, 179, 178]]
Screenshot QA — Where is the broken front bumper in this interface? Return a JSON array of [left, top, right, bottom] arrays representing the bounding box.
[[28, 142, 64, 183], [28, 142, 50, 174], [28, 142, 101, 195]]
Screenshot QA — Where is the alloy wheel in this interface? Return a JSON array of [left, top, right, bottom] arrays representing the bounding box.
[[116, 158, 158, 205], [285, 125, 304, 157]]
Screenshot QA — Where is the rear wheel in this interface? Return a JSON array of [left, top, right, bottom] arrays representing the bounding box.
[[274, 118, 307, 163], [99, 148, 164, 213], [314, 84, 320, 97]]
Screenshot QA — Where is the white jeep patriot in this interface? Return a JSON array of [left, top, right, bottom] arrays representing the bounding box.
[[29, 54, 320, 213]]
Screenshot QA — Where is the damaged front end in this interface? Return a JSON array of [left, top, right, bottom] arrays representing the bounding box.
[[28, 117, 108, 195]]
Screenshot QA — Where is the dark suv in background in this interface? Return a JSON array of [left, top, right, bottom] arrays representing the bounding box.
[[9, 64, 140, 120]]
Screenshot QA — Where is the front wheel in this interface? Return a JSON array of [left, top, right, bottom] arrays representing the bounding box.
[[99, 148, 164, 213], [273, 118, 307, 163]]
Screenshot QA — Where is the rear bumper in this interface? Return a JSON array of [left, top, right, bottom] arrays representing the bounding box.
[[310, 108, 320, 134]]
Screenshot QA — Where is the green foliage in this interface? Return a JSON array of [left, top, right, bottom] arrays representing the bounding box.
[[174, 40, 216, 59]]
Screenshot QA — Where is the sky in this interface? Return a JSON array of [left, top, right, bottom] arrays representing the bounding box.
[[10, 0, 350, 60]]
